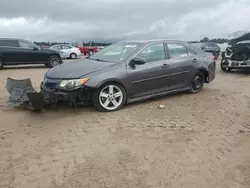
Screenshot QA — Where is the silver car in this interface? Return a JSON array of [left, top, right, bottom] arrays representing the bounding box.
[[41, 39, 216, 112]]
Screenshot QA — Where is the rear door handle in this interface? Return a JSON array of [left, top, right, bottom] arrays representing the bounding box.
[[162, 64, 169, 68]]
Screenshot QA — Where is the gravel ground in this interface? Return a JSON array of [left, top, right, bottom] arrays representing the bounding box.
[[0, 59, 250, 188]]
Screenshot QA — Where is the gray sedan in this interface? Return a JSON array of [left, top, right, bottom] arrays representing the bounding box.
[[41, 39, 216, 112]]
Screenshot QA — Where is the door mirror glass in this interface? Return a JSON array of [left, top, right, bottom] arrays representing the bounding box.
[[33, 47, 39, 51], [129, 57, 146, 66]]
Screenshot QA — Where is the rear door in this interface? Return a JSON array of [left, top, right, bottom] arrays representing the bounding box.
[[0, 39, 22, 64], [165, 42, 198, 90], [126, 42, 171, 98], [61, 45, 72, 58]]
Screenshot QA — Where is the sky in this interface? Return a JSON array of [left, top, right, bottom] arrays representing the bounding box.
[[0, 0, 249, 42]]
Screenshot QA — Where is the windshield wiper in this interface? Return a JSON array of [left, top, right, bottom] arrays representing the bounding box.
[[89, 58, 107, 62]]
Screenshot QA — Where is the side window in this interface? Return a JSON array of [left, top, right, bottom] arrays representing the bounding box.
[[52, 45, 61, 50], [0, 40, 19, 47], [136, 43, 165, 63], [18, 40, 35, 48], [186, 47, 196, 56], [167, 43, 188, 58], [61, 45, 71, 49]]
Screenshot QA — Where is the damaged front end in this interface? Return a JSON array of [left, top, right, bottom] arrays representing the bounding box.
[[221, 41, 250, 72], [6, 77, 93, 111], [6, 77, 45, 111]]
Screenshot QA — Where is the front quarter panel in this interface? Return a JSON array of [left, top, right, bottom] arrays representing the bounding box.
[[83, 63, 128, 89]]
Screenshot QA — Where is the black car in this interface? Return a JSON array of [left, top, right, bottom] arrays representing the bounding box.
[[221, 40, 250, 72], [194, 42, 220, 60], [0, 38, 62, 69]]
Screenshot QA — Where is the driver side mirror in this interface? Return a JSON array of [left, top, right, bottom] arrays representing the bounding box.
[[33, 47, 39, 51], [129, 57, 146, 67]]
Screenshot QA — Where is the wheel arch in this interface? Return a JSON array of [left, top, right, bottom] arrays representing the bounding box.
[[198, 67, 209, 83], [96, 79, 127, 92]]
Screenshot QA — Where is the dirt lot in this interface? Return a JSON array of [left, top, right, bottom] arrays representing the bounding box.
[[0, 59, 250, 188]]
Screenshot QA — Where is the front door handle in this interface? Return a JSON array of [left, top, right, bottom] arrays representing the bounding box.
[[192, 58, 197, 63], [162, 64, 169, 68]]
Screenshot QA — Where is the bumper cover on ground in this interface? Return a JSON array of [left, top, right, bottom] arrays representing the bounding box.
[[6, 77, 45, 110]]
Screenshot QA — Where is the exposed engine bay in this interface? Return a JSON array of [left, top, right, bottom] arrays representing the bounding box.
[[221, 41, 250, 72]]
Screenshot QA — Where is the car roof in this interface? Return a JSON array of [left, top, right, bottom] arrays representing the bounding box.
[[237, 40, 250, 44], [119, 39, 188, 44], [0, 37, 29, 41]]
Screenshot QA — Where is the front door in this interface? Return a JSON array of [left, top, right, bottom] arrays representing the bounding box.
[[17, 40, 47, 64], [165, 42, 198, 90], [126, 42, 171, 98]]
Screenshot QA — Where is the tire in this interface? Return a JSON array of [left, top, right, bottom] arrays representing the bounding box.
[[188, 72, 204, 94], [89, 50, 94, 56], [221, 59, 232, 72], [213, 51, 219, 60], [0, 57, 4, 69], [92, 82, 126, 112], [47, 55, 61, 68], [70, 53, 77, 59]]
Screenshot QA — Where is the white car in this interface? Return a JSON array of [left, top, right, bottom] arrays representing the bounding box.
[[49, 44, 82, 59]]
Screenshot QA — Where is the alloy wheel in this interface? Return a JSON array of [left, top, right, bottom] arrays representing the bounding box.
[[71, 53, 77, 59], [192, 76, 202, 90], [99, 85, 123, 111], [49, 57, 60, 67]]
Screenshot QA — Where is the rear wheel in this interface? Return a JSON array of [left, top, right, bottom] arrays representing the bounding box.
[[0, 57, 4, 69], [213, 51, 219, 60], [188, 72, 204, 94], [89, 50, 94, 56], [47, 55, 61, 68], [92, 83, 126, 112], [70, 53, 77, 59]]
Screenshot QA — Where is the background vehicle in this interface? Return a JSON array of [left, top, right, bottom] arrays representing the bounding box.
[[71, 42, 99, 55], [221, 40, 250, 72], [195, 42, 220, 60], [49, 44, 81, 59], [41, 39, 216, 112], [0, 38, 62, 69]]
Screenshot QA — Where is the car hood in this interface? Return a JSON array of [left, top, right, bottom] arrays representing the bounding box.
[[46, 59, 115, 79]]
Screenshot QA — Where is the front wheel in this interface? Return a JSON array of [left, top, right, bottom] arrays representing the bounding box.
[[92, 83, 126, 112], [47, 55, 61, 68], [188, 72, 204, 94], [221, 59, 232, 72], [0, 57, 4, 69]]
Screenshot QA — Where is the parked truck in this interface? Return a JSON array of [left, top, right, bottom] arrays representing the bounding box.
[[71, 42, 99, 55]]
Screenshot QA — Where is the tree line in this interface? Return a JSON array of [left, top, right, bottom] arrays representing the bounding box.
[[34, 41, 112, 47], [34, 37, 230, 47], [188, 37, 229, 44]]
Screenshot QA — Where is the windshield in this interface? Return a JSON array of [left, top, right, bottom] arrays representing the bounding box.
[[89, 42, 143, 63]]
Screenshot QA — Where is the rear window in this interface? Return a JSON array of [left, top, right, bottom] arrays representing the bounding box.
[[0, 39, 19, 47], [208, 43, 218, 47]]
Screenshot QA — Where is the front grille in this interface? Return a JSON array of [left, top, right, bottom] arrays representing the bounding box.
[[45, 83, 57, 88], [231, 61, 239, 66]]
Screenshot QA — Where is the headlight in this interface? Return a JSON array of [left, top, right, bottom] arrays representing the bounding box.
[[58, 78, 89, 90]]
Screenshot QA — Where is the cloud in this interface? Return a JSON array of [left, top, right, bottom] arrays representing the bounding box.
[[0, 0, 249, 42]]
